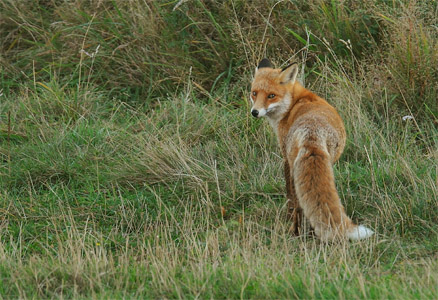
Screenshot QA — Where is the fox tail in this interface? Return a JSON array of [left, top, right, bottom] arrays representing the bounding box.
[[293, 143, 373, 241]]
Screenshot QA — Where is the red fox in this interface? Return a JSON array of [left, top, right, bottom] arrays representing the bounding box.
[[250, 58, 373, 241]]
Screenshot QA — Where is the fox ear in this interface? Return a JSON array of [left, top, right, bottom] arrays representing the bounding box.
[[257, 58, 272, 70], [279, 63, 299, 84]]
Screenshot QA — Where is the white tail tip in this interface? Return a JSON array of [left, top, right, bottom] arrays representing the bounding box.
[[347, 225, 374, 240]]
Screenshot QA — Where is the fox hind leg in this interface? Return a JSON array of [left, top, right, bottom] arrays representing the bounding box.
[[285, 157, 303, 236]]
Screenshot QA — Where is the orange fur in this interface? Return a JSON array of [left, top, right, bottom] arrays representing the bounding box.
[[250, 60, 373, 241]]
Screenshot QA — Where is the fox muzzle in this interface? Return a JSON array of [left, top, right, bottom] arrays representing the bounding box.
[[251, 107, 266, 118]]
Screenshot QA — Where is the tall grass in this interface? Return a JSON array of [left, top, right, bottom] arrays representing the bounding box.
[[1, 0, 438, 298]]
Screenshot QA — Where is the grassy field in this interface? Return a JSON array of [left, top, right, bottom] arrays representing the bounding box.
[[1, 0, 438, 298]]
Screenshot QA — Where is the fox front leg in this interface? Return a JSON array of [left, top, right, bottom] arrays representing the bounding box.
[[285, 160, 302, 235]]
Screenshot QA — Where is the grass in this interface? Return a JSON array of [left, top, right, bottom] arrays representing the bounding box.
[[1, 0, 438, 298]]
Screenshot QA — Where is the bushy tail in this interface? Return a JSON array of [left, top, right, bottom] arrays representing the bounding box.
[[293, 144, 373, 241]]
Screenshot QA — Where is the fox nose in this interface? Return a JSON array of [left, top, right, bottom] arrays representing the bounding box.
[[251, 110, 259, 117]]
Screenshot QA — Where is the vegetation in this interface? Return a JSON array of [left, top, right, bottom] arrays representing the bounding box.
[[1, 0, 437, 298]]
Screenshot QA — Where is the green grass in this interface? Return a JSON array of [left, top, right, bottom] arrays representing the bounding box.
[[1, 0, 438, 298]]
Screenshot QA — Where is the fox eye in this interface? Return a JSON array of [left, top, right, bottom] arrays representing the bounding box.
[[268, 93, 276, 99], [252, 91, 257, 96]]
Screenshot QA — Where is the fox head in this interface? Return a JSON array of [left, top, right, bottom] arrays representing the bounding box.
[[250, 58, 299, 118]]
